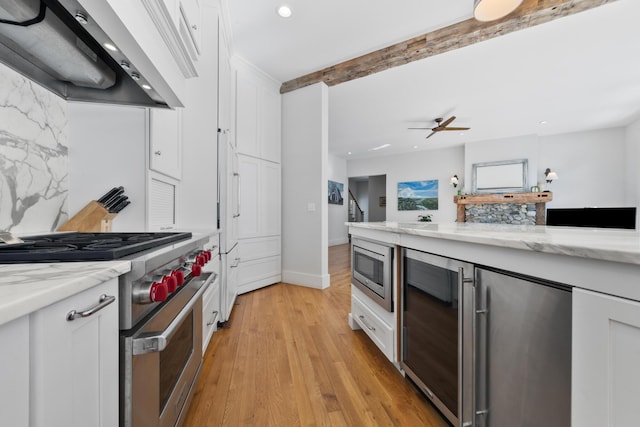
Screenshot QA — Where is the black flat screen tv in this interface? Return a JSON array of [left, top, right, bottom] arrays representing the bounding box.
[[546, 207, 637, 230]]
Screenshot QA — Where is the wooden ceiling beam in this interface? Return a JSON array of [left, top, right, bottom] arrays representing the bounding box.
[[280, 0, 615, 94]]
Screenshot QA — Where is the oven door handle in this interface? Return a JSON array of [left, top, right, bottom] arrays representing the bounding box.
[[132, 273, 214, 355]]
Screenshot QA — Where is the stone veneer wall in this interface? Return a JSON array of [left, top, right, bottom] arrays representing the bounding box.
[[465, 203, 537, 225], [0, 63, 68, 233]]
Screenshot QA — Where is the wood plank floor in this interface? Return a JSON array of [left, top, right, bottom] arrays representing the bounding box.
[[183, 244, 450, 427]]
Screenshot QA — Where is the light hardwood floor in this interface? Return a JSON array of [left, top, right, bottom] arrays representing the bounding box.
[[183, 244, 449, 426]]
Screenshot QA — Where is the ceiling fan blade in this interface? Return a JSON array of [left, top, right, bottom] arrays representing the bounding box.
[[441, 127, 470, 131], [425, 131, 437, 139], [439, 116, 456, 128]]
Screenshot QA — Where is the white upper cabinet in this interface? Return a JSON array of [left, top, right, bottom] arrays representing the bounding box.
[[234, 61, 282, 163], [149, 108, 183, 180]]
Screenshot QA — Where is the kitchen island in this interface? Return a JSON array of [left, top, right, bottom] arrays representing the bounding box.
[[348, 221, 640, 427]]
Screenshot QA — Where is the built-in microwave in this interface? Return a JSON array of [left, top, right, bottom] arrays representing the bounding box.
[[351, 237, 394, 311]]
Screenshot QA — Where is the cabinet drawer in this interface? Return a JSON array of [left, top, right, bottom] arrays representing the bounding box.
[[352, 293, 394, 362], [202, 277, 220, 352]]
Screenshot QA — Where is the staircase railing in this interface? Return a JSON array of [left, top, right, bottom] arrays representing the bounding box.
[[348, 189, 365, 222]]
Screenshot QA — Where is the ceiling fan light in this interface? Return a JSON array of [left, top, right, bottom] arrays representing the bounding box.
[[473, 0, 523, 22]]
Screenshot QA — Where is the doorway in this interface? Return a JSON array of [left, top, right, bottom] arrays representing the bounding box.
[[348, 175, 387, 222]]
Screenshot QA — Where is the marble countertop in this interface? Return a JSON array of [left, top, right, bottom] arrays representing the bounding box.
[[348, 222, 640, 265], [0, 261, 131, 326]]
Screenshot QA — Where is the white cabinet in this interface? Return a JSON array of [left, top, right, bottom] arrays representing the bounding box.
[[30, 279, 119, 427], [237, 155, 281, 294], [238, 155, 281, 239], [573, 288, 640, 427], [349, 286, 395, 363], [0, 316, 29, 426], [149, 107, 182, 180], [234, 64, 281, 163]]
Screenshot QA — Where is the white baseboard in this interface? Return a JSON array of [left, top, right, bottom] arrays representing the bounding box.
[[329, 237, 350, 246], [282, 270, 330, 289]]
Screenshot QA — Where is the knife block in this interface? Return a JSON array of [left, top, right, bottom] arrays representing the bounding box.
[[57, 201, 117, 232]]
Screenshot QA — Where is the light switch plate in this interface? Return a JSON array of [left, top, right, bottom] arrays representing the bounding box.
[[307, 202, 316, 212]]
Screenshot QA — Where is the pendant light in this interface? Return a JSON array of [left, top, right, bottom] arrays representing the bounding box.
[[473, 0, 523, 22]]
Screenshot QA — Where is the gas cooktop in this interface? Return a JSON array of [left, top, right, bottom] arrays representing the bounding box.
[[0, 232, 192, 263]]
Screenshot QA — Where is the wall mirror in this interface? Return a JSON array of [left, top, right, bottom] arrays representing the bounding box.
[[472, 159, 528, 193]]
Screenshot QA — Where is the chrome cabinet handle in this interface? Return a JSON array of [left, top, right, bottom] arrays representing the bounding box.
[[233, 171, 241, 218], [206, 310, 219, 326], [67, 294, 115, 321], [154, 150, 161, 155], [230, 257, 241, 268], [358, 315, 376, 332]]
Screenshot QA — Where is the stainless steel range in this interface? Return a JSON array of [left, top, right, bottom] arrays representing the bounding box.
[[0, 231, 215, 427]]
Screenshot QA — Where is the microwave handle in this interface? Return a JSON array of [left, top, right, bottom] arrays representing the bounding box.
[[132, 273, 214, 355]]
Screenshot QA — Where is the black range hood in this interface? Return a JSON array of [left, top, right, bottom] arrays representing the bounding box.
[[0, 0, 169, 108]]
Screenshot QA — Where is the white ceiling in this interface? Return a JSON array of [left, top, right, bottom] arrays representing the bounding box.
[[225, 0, 640, 159]]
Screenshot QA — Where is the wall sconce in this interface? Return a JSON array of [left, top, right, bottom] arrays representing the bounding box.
[[450, 174, 459, 188], [473, 0, 523, 21], [544, 168, 558, 183]]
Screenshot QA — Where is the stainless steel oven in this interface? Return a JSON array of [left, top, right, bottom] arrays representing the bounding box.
[[351, 237, 394, 311], [121, 271, 215, 427]]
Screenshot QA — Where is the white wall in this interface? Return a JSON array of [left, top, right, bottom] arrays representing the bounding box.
[[464, 128, 628, 209], [368, 175, 386, 221], [281, 83, 330, 289], [625, 118, 640, 226], [328, 153, 348, 246], [68, 104, 148, 231], [348, 146, 464, 223]]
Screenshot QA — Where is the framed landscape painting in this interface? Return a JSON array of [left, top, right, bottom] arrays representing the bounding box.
[[398, 180, 438, 211], [328, 180, 344, 205]]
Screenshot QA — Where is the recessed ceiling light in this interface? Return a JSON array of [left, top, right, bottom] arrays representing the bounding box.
[[103, 42, 117, 52], [413, 145, 419, 149], [459, 132, 465, 136], [347, 151, 352, 155], [369, 144, 391, 151], [540, 120, 548, 125], [277, 5, 292, 18], [141, 84, 152, 90]]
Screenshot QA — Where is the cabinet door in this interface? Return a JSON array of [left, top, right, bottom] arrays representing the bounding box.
[[573, 288, 640, 427], [235, 72, 259, 157], [30, 280, 119, 427], [260, 87, 281, 163], [0, 316, 29, 426], [238, 154, 259, 238], [260, 160, 281, 236], [178, 0, 201, 57], [150, 108, 182, 180], [218, 24, 232, 132]]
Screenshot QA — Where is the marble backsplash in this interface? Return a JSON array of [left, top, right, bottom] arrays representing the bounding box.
[[0, 63, 68, 233]]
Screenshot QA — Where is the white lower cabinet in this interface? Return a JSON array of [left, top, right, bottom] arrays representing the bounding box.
[[30, 279, 119, 427], [0, 315, 29, 426], [573, 288, 640, 427], [350, 289, 394, 363], [202, 272, 221, 352]]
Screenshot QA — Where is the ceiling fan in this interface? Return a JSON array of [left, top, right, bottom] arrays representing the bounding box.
[[409, 116, 470, 139]]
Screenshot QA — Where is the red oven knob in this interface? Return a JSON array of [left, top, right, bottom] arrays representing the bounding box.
[[205, 250, 212, 261], [196, 254, 206, 266], [172, 270, 185, 286], [163, 275, 177, 293], [150, 281, 169, 302], [191, 264, 202, 277]]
